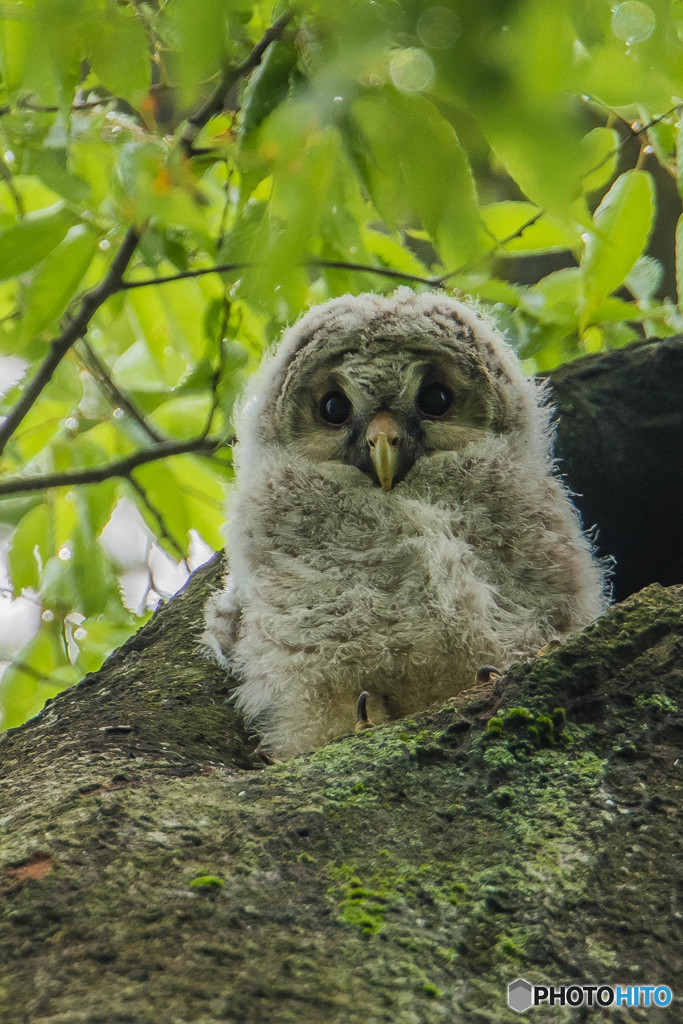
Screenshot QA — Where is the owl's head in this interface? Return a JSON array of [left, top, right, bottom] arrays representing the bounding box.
[[237, 289, 549, 490]]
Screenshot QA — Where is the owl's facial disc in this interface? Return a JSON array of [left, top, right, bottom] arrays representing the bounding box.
[[279, 347, 499, 487]]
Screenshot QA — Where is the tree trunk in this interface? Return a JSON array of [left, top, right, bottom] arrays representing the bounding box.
[[548, 334, 683, 602], [1, 339, 681, 1024]]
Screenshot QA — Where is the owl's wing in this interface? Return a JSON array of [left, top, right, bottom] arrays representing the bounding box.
[[201, 574, 242, 670]]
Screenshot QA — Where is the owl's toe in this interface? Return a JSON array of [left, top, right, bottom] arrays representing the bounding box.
[[355, 690, 375, 731], [475, 664, 505, 684], [252, 740, 281, 766]]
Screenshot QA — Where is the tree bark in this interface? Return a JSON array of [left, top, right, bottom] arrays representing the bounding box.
[[0, 338, 681, 1024], [548, 333, 683, 602]]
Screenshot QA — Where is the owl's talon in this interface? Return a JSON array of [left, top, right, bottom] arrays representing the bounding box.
[[475, 665, 505, 684], [252, 739, 280, 765], [355, 690, 375, 731]]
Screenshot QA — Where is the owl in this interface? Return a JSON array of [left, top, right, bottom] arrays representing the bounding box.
[[203, 289, 607, 757]]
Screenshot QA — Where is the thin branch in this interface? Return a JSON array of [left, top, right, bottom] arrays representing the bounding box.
[[120, 261, 252, 290], [435, 210, 545, 286], [127, 477, 186, 563], [307, 258, 439, 286], [579, 98, 682, 181], [0, 82, 173, 118], [77, 338, 165, 445], [0, 658, 62, 687], [216, 161, 233, 251], [202, 293, 232, 439], [0, 437, 223, 498], [0, 150, 24, 218], [0, 226, 142, 457], [180, 10, 294, 154], [120, 257, 439, 292]]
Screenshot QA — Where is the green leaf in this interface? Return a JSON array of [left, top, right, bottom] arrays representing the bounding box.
[[170, 0, 227, 106], [481, 203, 578, 255], [40, 555, 78, 614], [6, 504, 51, 593], [149, 395, 213, 438], [0, 203, 75, 281], [84, 8, 151, 104], [580, 170, 655, 319], [69, 525, 123, 618], [240, 39, 298, 138], [676, 213, 683, 310], [131, 463, 191, 557], [360, 227, 431, 278], [348, 89, 481, 268], [625, 256, 663, 301], [171, 453, 227, 551], [21, 149, 91, 204], [0, 630, 63, 730], [522, 268, 582, 326], [579, 127, 619, 195], [20, 225, 97, 345]]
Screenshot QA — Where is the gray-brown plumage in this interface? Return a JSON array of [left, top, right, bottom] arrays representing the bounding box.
[[203, 289, 608, 757]]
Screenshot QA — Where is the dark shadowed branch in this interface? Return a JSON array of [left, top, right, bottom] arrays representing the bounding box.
[[180, 11, 295, 155]]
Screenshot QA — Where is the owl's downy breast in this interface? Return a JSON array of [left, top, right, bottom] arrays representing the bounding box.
[[203, 290, 607, 755], [226, 444, 521, 678]]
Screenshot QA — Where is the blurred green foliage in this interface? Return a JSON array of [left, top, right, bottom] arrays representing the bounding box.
[[1, 0, 682, 728]]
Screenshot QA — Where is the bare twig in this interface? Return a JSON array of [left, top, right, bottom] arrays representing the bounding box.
[[120, 257, 439, 292], [180, 10, 294, 154], [120, 261, 251, 290], [0, 437, 223, 497], [579, 98, 682, 181], [202, 293, 232, 439], [77, 338, 165, 445], [216, 162, 233, 251], [435, 209, 546, 286], [0, 150, 24, 218], [0, 658, 62, 687], [127, 476, 186, 562], [307, 258, 439, 286], [0, 227, 142, 457]]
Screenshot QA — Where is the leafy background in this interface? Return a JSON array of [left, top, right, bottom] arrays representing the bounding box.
[[0, 0, 681, 729]]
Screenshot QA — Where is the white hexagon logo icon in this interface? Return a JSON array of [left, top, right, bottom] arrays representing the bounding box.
[[508, 978, 533, 1013]]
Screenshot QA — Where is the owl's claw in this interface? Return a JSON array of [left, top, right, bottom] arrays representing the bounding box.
[[252, 740, 280, 765], [355, 690, 375, 731], [475, 665, 505, 684]]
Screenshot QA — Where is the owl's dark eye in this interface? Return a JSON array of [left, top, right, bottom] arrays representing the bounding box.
[[417, 383, 452, 419], [320, 391, 352, 426]]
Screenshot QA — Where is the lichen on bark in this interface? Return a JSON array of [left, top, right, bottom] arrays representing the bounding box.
[[0, 571, 681, 1023]]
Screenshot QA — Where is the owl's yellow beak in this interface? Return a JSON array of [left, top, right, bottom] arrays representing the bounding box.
[[366, 412, 401, 491]]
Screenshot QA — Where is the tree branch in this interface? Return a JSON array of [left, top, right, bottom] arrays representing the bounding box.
[[307, 258, 439, 286], [121, 258, 440, 292], [77, 338, 165, 445], [127, 476, 187, 564], [181, 11, 295, 155], [120, 261, 253, 290], [0, 436, 224, 497], [0, 227, 142, 458]]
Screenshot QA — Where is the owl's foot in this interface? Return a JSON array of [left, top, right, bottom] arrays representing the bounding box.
[[475, 665, 505, 684], [252, 740, 281, 766], [355, 690, 375, 732]]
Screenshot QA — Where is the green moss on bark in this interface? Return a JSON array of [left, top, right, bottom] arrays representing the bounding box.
[[0, 584, 681, 1023]]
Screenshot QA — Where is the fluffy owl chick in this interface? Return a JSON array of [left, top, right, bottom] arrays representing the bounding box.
[[203, 289, 607, 757]]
